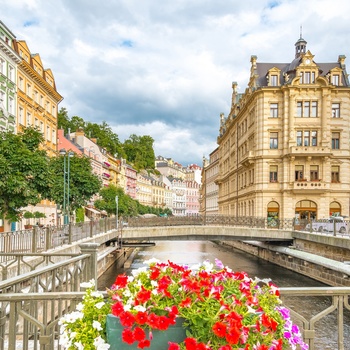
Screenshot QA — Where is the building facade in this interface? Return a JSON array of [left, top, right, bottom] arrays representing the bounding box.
[[216, 37, 350, 221], [0, 21, 20, 133]]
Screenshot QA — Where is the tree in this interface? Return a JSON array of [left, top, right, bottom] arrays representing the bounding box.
[[49, 154, 102, 216], [0, 127, 52, 230], [123, 134, 155, 170]]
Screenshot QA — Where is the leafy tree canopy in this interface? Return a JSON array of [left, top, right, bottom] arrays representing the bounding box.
[[0, 127, 52, 224], [49, 154, 102, 213]]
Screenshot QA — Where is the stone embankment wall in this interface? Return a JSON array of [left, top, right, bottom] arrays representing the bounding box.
[[220, 231, 350, 287]]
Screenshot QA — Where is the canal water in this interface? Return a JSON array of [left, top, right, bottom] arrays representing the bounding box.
[[98, 240, 350, 349]]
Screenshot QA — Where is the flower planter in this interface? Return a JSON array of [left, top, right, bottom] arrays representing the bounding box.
[[106, 314, 187, 350]]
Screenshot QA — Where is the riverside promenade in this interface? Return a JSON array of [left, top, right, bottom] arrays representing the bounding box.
[[0, 215, 350, 349]]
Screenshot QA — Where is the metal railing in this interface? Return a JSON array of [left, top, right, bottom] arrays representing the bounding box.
[[0, 287, 349, 350], [1, 215, 349, 262]]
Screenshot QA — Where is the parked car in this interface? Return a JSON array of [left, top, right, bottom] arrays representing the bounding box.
[[305, 216, 348, 233]]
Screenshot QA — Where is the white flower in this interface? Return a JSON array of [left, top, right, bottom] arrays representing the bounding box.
[[80, 280, 95, 289], [203, 260, 213, 271], [94, 336, 110, 349], [123, 289, 131, 297], [151, 280, 158, 287], [76, 302, 84, 311], [93, 320, 103, 331], [95, 301, 105, 309], [91, 291, 103, 298], [74, 341, 84, 350], [133, 305, 146, 312]]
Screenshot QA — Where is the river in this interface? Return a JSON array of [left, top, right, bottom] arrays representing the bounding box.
[[98, 240, 350, 349]]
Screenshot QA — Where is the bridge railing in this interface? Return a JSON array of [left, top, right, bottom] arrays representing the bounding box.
[[0, 286, 348, 350]]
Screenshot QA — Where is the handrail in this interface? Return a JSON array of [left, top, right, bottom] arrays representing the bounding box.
[[0, 287, 349, 350]]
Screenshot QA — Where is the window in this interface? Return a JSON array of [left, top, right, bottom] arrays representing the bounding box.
[[270, 75, 278, 86], [8, 66, 14, 81], [52, 129, 56, 144], [34, 90, 38, 103], [297, 101, 318, 118], [332, 103, 340, 118], [46, 126, 51, 141], [269, 165, 278, 182], [34, 118, 39, 127], [40, 121, 44, 133], [304, 72, 311, 84], [8, 97, 14, 114], [0, 58, 5, 75], [27, 84, 31, 97], [296, 130, 317, 146], [310, 165, 319, 181], [311, 101, 318, 117], [332, 75, 339, 86], [26, 112, 31, 126], [295, 165, 304, 181], [270, 103, 278, 118], [332, 132, 340, 149], [18, 107, 24, 125], [52, 105, 56, 116], [331, 166, 340, 183], [18, 77, 24, 90], [270, 132, 278, 149]]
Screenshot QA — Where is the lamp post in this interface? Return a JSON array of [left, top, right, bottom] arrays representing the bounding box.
[[59, 149, 74, 225], [115, 195, 119, 230]]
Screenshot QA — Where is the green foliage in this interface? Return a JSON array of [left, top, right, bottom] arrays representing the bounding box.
[[49, 154, 102, 214], [0, 127, 53, 223], [33, 211, 46, 219], [23, 211, 34, 219], [123, 134, 155, 170], [75, 207, 85, 223]]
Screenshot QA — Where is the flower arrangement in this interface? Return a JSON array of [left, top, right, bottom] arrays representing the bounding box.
[[59, 259, 308, 350]]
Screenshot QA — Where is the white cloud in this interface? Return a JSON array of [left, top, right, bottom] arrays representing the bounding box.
[[3, 0, 350, 165]]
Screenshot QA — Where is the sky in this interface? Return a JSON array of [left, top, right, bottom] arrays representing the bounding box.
[[3, 0, 350, 166]]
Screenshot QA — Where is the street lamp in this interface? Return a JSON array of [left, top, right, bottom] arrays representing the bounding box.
[[59, 149, 74, 225], [115, 195, 119, 230]]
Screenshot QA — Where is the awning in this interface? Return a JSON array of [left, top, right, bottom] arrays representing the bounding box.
[[85, 207, 101, 215]]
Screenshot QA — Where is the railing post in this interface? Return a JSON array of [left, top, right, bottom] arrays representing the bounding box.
[[79, 243, 100, 289], [31, 226, 37, 253], [309, 219, 313, 234], [90, 219, 93, 238], [45, 226, 50, 251], [68, 223, 73, 244], [333, 219, 337, 237]]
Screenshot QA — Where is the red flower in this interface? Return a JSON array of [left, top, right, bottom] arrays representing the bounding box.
[[119, 311, 136, 327], [218, 346, 232, 350], [196, 343, 209, 350], [168, 342, 181, 350], [225, 326, 241, 345], [261, 314, 278, 331], [121, 328, 135, 344], [180, 297, 192, 308], [149, 266, 160, 280], [212, 322, 227, 338], [135, 286, 151, 304], [184, 337, 197, 350], [157, 315, 171, 331], [114, 274, 128, 288], [111, 301, 124, 316], [135, 311, 148, 325], [133, 327, 146, 341], [137, 339, 151, 349], [147, 313, 159, 328]]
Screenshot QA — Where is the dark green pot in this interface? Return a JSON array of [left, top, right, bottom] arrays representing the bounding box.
[[106, 314, 187, 350]]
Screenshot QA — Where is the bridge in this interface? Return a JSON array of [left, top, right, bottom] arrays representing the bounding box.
[[118, 225, 293, 243]]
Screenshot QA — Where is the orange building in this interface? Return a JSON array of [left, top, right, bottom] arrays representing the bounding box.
[[13, 40, 63, 157]]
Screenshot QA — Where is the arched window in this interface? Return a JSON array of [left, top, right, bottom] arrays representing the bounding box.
[[295, 200, 317, 221], [267, 201, 279, 227], [329, 201, 341, 217]]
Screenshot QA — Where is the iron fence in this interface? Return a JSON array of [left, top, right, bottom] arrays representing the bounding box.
[[1, 215, 349, 263], [0, 287, 349, 350]]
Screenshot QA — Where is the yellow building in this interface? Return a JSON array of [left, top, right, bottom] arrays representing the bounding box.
[[216, 36, 350, 221], [13, 40, 63, 157]]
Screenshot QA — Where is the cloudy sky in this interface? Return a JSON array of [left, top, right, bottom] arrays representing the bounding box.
[[3, 0, 350, 165]]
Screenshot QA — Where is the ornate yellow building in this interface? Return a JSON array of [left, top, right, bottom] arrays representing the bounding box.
[[13, 40, 63, 156], [217, 36, 350, 221]]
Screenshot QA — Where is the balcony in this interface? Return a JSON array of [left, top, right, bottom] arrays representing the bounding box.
[[241, 150, 255, 167], [291, 179, 329, 191], [289, 146, 332, 157]]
